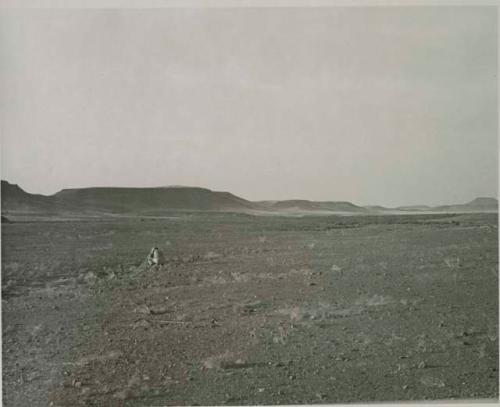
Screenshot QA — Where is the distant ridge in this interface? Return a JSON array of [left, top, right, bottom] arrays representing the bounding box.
[[1, 180, 498, 217], [270, 199, 367, 213], [1, 181, 259, 215], [396, 205, 432, 211], [433, 197, 498, 213], [365, 198, 498, 214], [1, 181, 58, 213]]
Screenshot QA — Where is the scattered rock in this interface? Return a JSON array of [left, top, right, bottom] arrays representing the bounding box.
[[420, 376, 445, 388], [202, 351, 234, 370], [150, 305, 169, 315], [135, 305, 151, 315], [30, 323, 45, 337], [204, 251, 221, 260], [26, 372, 42, 382], [444, 257, 460, 269], [132, 319, 151, 329], [83, 271, 97, 284], [316, 392, 327, 400], [75, 350, 124, 367], [113, 389, 132, 400]]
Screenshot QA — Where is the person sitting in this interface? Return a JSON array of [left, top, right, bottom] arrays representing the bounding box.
[[147, 247, 164, 266]]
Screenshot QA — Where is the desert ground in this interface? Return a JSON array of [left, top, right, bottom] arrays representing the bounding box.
[[1, 212, 498, 406]]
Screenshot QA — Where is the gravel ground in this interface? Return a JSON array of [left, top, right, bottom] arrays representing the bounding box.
[[1, 212, 498, 406]]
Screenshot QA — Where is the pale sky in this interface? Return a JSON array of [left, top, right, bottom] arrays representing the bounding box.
[[0, 6, 497, 207]]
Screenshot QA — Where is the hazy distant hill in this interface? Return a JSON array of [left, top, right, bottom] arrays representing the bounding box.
[[433, 197, 498, 213], [1, 180, 498, 217], [396, 205, 432, 211], [365, 198, 498, 214], [269, 199, 367, 213], [363, 205, 395, 213]]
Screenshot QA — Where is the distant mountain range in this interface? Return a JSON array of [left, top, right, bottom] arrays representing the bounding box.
[[1, 180, 498, 217]]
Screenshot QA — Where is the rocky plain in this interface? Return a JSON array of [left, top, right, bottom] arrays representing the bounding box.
[[1, 211, 498, 406]]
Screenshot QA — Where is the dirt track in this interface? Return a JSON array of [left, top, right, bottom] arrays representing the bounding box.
[[2, 212, 498, 406]]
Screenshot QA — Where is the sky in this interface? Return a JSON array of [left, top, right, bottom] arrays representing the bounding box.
[[0, 6, 497, 207]]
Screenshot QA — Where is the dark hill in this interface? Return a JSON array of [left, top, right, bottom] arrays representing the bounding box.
[[53, 186, 258, 213], [1, 181, 57, 213], [1, 181, 259, 215]]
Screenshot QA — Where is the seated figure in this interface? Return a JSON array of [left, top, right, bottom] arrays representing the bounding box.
[[147, 247, 164, 266]]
